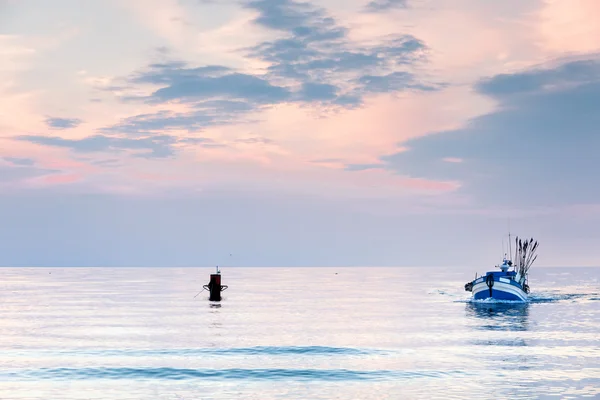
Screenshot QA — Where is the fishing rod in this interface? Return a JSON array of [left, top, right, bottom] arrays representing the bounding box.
[[521, 240, 529, 272], [515, 236, 521, 271], [517, 238, 523, 274], [525, 241, 539, 267]]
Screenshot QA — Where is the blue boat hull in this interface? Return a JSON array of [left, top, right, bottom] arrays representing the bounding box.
[[471, 278, 528, 302]]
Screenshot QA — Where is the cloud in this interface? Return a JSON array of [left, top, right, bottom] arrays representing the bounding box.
[[101, 1, 434, 138], [243, 0, 433, 105], [364, 0, 408, 12], [128, 62, 291, 104], [178, 137, 227, 148], [2, 156, 35, 166], [358, 71, 438, 93], [476, 59, 600, 98], [245, 0, 331, 32], [90, 158, 122, 167], [442, 157, 462, 163], [376, 57, 600, 208], [45, 117, 83, 130], [101, 106, 248, 136], [0, 161, 56, 184], [102, 97, 263, 137], [536, 0, 600, 54], [39, 173, 81, 185], [245, 0, 427, 82], [16, 134, 178, 159], [297, 82, 338, 101], [102, 62, 290, 136], [344, 163, 383, 171], [235, 137, 274, 144]]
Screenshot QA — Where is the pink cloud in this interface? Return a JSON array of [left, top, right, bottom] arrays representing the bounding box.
[[43, 158, 96, 172], [6, 0, 594, 210], [443, 157, 463, 163], [247, 87, 493, 169], [36, 173, 81, 185], [399, 176, 460, 192], [345, 1, 542, 80], [536, 0, 600, 55]]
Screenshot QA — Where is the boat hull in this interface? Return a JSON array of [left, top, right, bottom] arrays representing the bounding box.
[[472, 279, 528, 302]]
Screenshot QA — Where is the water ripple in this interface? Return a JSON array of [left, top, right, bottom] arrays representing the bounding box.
[[2, 346, 384, 358], [1, 367, 469, 381]]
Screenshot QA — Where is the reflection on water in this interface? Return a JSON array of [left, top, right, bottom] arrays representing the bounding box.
[[464, 302, 539, 374], [466, 301, 530, 332], [472, 337, 528, 347]]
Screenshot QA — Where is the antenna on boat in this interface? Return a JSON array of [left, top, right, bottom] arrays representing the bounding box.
[[508, 218, 513, 264]]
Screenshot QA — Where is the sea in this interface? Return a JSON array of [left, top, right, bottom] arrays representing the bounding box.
[[0, 266, 599, 399]]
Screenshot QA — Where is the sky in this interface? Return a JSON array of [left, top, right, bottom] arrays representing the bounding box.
[[1, 0, 599, 267]]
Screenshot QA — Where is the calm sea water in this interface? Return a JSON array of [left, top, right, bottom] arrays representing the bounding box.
[[0, 266, 599, 399]]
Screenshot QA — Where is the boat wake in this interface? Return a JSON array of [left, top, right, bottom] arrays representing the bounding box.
[[465, 298, 528, 305], [527, 292, 600, 303], [448, 291, 600, 304]]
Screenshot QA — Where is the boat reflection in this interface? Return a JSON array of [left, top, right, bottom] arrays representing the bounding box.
[[466, 301, 530, 332], [465, 302, 537, 371]]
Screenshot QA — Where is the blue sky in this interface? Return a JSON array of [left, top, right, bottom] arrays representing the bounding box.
[[1, 0, 599, 267]]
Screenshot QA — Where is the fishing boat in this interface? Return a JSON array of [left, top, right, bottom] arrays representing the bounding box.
[[464, 235, 539, 302]]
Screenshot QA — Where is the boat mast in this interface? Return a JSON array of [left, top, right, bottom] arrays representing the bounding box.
[[508, 219, 513, 268], [508, 232, 512, 260]]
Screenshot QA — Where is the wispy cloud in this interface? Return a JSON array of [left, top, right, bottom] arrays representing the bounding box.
[[101, 62, 289, 136], [128, 62, 291, 104], [16, 134, 178, 159], [45, 117, 83, 130], [476, 59, 600, 97], [101, 2, 435, 137], [0, 160, 57, 184], [2, 156, 35, 166], [100, 104, 253, 137], [359, 71, 438, 93], [364, 0, 408, 13], [344, 163, 383, 171], [235, 137, 274, 144], [245, 0, 430, 102]]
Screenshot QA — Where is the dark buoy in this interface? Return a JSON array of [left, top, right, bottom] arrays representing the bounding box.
[[203, 266, 228, 301]]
